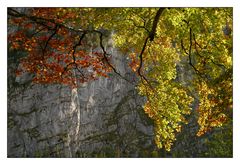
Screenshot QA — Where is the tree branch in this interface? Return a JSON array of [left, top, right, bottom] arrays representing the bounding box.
[[193, 33, 226, 72], [8, 8, 55, 30], [126, 18, 150, 33], [149, 8, 165, 41], [62, 32, 86, 78], [42, 25, 59, 55], [188, 28, 203, 75], [137, 8, 165, 88], [30, 26, 47, 37], [8, 8, 82, 33], [97, 31, 136, 85], [137, 37, 151, 85]]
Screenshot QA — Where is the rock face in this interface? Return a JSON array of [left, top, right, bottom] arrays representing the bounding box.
[[7, 36, 232, 158], [7, 47, 156, 157]]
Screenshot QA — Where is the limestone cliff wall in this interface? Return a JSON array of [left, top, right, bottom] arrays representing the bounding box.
[[7, 47, 156, 157]]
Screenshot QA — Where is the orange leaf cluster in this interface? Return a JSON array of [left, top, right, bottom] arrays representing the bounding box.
[[8, 8, 112, 88], [128, 53, 140, 72]]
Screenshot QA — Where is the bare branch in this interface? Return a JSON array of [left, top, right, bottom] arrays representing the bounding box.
[[126, 18, 150, 33], [62, 32, 86, 77], [30, 26, 47, 37], [42, 25, 59, 55], [8, 8, 83, 33], [181, 39, 189, 55], [8, 8, 55, 30], [97, 31, 136, 85]]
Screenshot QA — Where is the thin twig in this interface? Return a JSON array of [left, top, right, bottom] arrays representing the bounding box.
[[188, 28, 203, 75], [193, 33, 226, 72], [62, 32, 86, 77], [97, 31, 136, 85], [42, 25, 59, 55]]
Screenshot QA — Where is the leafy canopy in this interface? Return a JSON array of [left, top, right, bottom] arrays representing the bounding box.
[[8, 8, 232, 151]]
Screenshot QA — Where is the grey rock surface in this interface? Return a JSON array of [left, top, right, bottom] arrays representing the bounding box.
[[7, 47, 156, 157]]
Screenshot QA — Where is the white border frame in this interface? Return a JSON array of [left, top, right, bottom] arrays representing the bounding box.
[[1, 0, 239, 164]]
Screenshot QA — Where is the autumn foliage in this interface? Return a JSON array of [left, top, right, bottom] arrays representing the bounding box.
[[8, 8, 232, 152], [8, 8, 111, 87]]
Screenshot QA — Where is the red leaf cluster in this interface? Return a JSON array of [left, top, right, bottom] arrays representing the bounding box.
[[8, 8, 112, 88]]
